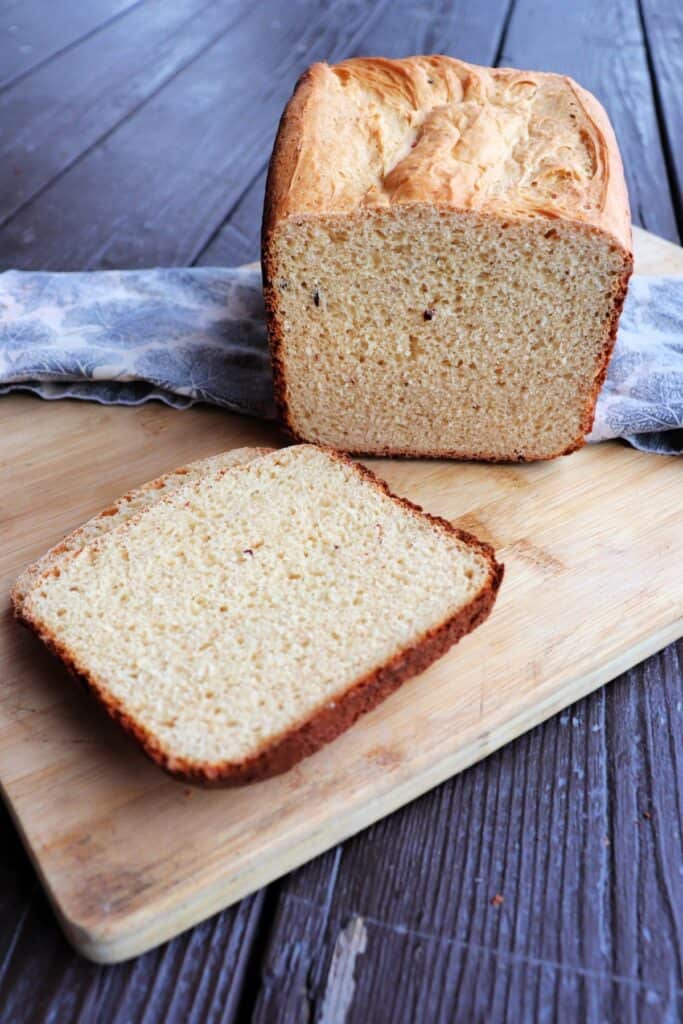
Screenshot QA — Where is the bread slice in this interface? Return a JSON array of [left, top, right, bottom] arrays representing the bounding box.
[[16, 445, 503, 785], [12, 447, 272, 613], [262, 56, 633, 462]]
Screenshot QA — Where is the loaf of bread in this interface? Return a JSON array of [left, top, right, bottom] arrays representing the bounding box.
[[15, 445, 502, 785], [262, 56, 633, 461]]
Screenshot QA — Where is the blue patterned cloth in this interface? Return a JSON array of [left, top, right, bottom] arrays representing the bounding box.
[[0, 268, 681, 455]]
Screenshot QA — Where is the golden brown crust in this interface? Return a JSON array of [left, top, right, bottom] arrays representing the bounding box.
[[262, 67, 324, 429], [577, 260, 633, 439], [262, 56, 633, 462], [264, 56, 632, 249], [262, 65, 324, 254], [566, 78, 632, 252], [15, 447, 504, 786], [261, 251, 293, 434]]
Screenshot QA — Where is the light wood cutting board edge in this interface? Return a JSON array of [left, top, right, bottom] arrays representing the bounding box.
[[2, 225, 682, 964], [58, 618, 683, 963]]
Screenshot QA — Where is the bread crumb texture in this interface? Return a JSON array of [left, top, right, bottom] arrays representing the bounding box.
[[19, 446, 501, 778], [263, 56, 633, 461], [12, 448, 268, 611]]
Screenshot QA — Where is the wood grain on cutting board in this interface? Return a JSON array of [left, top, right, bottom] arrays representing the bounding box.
[[0, 227, 681, 963]]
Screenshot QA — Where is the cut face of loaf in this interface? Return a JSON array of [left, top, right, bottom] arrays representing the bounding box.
[[267, 209, 631, 460], [17, 445, 503, 785], [262, 57, 633, 462]]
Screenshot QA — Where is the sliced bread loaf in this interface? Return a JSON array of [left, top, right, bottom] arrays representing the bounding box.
[[262, 56, 633, 461], [16, 445, 502, 784], [12, 447, 271, 612]]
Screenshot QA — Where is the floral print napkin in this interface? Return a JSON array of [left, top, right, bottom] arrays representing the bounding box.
[[0, 268, 681, 455]]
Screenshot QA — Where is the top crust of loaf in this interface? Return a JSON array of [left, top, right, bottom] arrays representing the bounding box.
[[262, 55, 631, 251]]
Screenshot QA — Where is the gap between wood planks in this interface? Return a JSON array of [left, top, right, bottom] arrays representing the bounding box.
[[190, 159, 271, 268], [0, 0, 144, 93], [493, 0, 518, 67], [636, 0, 683, 241], [231, 885, 286, 1024], [233, 849, 345, 1022]]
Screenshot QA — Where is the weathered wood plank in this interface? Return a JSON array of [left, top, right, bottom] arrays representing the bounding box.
[[251, 643, 683, 1023], [195, 166, 267, 268], [0, 0, 140, 90], [0, 801, 264, 1023], [0, 0, 392, 272], [348, 0, 514, 63], [0, 0, 245, 227], [500, 0, 679, 242], [639, 0, 683, 235]]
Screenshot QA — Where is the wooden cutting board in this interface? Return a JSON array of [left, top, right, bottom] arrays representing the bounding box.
[[1, 227, 681, 964]]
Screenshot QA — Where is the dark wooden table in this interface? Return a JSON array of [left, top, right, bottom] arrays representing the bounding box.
[[1, 2, 682, 1021]]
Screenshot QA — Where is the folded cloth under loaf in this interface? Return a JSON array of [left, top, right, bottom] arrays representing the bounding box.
[[0, 267, 681, 455]]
